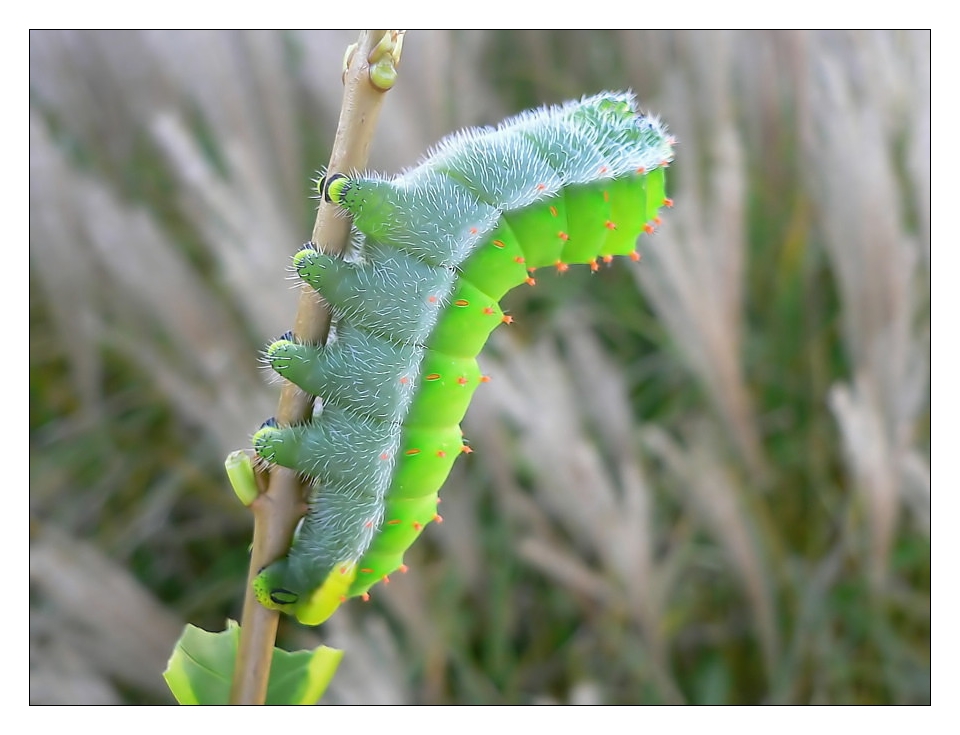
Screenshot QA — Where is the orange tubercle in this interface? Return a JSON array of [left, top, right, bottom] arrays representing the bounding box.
[[502, 314, 514, 324], [629, 251, 641, 262], [362, 592, 370, 602], [433, 514, 444, 524], [664, 197, 674, 208], [643, 223, 655, 235], [399, 564, 409, 573], [555, 261, 569, 273], [525, 276, 536, 286]]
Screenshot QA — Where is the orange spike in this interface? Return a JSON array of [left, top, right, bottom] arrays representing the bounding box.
[[605, 220, 617, 230], [502, 314, 514, 324], [660, 159, 670, 167], [413, 522, 422, 531], [427, 295, 438, 303], [525, 276, 536, 286], [461, 444, 474, 454], [480, 375, 491, 383], [536, 182, 547, 191], [514, 256, 525, 264], [457, 376, 469, 385], [399, 376, 409, 384], [365, 520, 374, 528], [379, 452, 390, 461], [629, 251, 641, 262], [664, 197, 674, 208], [470, 226, 478, 235], [433, 514, 444, 524], [555, 261, 569, 273], [340, 566, 350, 574], [654, 216, 662, 226], [339, 595, 347, 603], [590, 259, 600, 272], [382, 575, 390, 585], [637, 166, 646, 174], [643, 223, 655, 235], [436, 450, 446, 458], [558, 231, 570, 242], [362, 592, 370, 602], [602, 254, 614, 263], [599, 165, 609, 174], [483, 306, 495, 315], [399, 564, 409, 573]]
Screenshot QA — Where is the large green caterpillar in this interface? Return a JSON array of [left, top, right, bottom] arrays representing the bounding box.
[[252, 91, 674, 625]]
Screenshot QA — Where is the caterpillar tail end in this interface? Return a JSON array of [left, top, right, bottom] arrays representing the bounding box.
[[253, 560, 358, 626]]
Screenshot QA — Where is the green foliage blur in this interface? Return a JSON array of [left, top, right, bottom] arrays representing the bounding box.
[[29, 30, 929, 704]]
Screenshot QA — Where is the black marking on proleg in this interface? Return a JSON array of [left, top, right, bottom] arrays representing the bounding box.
[[324, 173, 348, 203]]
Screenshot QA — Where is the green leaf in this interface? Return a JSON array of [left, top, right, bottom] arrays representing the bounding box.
[[225, 450, 259, 506], [163, 620, 343, 705]]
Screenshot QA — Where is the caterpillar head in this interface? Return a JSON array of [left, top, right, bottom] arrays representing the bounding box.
[[253, 561, 300, 611], [254, 559, 358, 626]]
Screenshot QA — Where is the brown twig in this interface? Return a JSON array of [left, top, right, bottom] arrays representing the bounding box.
[[229, 29, 401, 706]]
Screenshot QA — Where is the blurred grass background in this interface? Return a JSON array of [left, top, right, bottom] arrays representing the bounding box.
[[29, 30, 929, 705]]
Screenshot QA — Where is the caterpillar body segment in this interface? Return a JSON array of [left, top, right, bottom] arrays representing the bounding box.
[[252, 91, 674, 625]]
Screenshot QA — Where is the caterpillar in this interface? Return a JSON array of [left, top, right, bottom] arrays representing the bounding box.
[[251, 91, 674, 625]]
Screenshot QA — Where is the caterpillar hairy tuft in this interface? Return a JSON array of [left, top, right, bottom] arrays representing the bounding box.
[[252, 91, 674, 625]]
